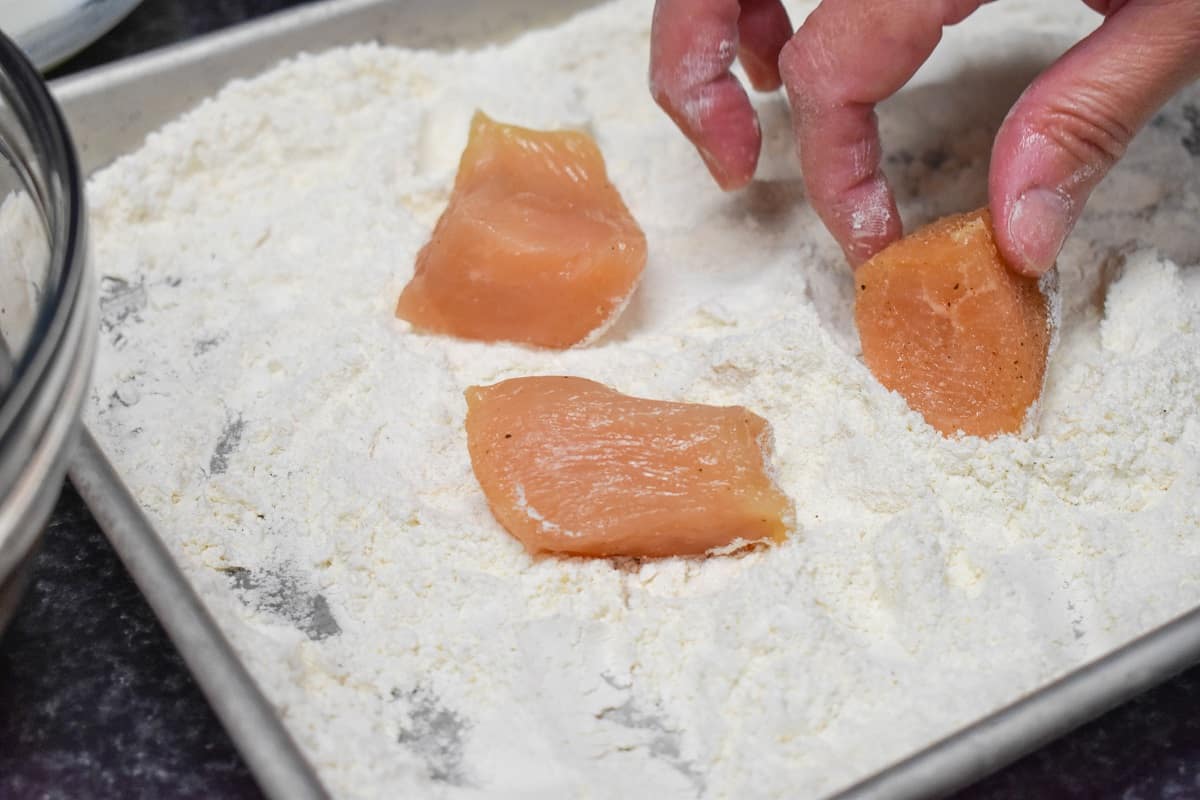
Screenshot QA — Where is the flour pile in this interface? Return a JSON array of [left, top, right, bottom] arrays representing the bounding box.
[[83, 1, 1200, 797]]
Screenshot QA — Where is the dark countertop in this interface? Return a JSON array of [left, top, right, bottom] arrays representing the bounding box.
[[3, 2, 1200, 798]]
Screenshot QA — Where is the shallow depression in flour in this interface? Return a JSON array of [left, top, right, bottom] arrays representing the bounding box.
[[82, 1, 1200, 797]]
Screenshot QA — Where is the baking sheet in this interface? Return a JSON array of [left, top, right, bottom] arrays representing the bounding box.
[[53, 2, 1200, 798]]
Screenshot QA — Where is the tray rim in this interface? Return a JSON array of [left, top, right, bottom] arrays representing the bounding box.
[[70, 428, 330, 800], [55, 1, 1200, 797]]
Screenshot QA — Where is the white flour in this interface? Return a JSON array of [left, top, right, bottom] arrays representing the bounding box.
[[82, 1, 1200, 797]]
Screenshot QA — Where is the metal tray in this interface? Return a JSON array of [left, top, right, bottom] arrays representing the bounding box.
[[51, 2, 1200, 798]]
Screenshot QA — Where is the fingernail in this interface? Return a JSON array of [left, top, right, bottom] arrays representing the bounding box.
[[1007, 188, 1072, 275]]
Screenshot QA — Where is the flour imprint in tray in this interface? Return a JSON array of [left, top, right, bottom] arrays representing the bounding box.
[[82, 1, 1200, 797]]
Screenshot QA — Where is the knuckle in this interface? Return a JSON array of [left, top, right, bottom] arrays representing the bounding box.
[[941, 0, 990, 26], [1033, 90, 1133, 173], [778, 34, 824, 111], [648, 74, 669, 107], [647, 65, 676, 109], [777, 35, 810, 86]]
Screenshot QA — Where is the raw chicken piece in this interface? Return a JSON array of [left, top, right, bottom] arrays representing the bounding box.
[[465, 376, 793, 557], [396, 112, 646, 348], [855, 209, 1051, 437]]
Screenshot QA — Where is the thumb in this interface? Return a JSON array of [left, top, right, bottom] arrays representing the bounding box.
[[990, 0, 1200, 276]]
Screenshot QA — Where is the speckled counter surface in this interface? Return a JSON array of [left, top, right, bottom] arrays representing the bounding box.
[[2, 2, 1199, 798]]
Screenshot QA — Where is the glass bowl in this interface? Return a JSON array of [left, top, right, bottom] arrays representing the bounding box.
[[0, 29, 93, 634]]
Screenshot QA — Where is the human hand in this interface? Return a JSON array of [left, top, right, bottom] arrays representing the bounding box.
[[650, 0, 1200, 274]]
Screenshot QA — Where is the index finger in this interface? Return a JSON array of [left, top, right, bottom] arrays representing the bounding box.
[[650, 0, 779, 190], [779, 0, 994, 266]]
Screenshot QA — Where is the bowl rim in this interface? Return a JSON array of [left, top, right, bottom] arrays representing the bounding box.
[[0, 28, 87, 451], [0, 26, 91, 590]]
